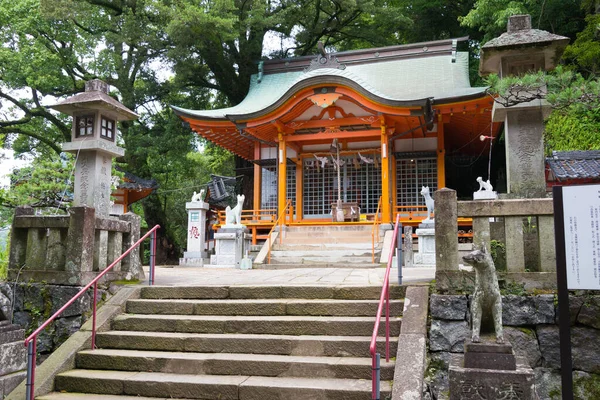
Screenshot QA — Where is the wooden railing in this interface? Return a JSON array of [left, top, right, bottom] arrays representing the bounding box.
[[267, 200, 294, 264], [371, 197, 383, 263], [216, 208, 278, 225]]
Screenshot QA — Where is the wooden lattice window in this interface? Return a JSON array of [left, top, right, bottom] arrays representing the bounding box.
[[100, 117, 115, 141], [76, 115, 94, 137]]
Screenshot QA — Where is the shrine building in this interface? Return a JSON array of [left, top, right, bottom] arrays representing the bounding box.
[[173, 37, 502, 240]]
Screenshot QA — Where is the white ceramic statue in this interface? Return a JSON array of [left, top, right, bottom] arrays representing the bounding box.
[[191, 189, 205, 202], [225, 194, 245, 225], [420, 186, 434, 222], [476, 177, 493, 192]]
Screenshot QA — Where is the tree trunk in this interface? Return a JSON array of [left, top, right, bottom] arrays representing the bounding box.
[[141, 193, 181, 265]]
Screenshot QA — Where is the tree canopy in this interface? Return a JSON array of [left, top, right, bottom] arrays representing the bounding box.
[[1, 0, 600, 260]]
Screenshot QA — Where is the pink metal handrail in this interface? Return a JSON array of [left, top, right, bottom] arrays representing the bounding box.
[[23, 224, 160, 400], [369, 213, 401, 400]]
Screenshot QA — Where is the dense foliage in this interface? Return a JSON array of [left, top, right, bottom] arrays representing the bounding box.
[[1, 0, 599, 260]]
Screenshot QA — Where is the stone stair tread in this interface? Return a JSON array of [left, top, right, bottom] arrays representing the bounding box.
[[116, 314, 400, 322], [78, 348, 395, 366], [128, 298, 402, 305], [55, 369, 391, 398], [38, 393, 185, 400]]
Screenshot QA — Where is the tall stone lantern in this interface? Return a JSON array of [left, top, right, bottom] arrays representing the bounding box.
[[50, 80, 138, 217], [480, 15, 569, 198]]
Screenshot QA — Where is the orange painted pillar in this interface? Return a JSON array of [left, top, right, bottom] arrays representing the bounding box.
[[380, 123, 391, 223], [253, 142, 261, 211], [437, 114, 446, 188], [295, 160, 303, 221], [277, 133, 287, 218]]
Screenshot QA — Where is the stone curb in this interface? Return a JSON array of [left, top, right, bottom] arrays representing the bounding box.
[[6, 286, 140, 399], [392, 285, 429, 400]]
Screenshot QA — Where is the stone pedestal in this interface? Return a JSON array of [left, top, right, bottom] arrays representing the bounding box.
[[414, 222, 435, 265], [180, 201, 209, 267], [0, 321, 27, 398], [473, 191, 498, 200], [449, 339, 536, 399], [209, 226, 251, 268]]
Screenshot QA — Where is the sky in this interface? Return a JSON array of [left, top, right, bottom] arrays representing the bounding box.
[[0, 149, 30, 188]]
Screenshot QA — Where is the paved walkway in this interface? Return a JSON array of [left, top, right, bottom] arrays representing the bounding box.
[[142, 265, 435, 286]]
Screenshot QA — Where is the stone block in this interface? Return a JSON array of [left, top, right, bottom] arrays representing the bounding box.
[[401, 286, 429, 335], [0, 370, 27, 399], [415, 228, 436, 265], [472, 217, 491, 253], [502, 295, 555, 325], [505, 216, 525, 272], [403, 226, 413, 268], [577, 295, 600, 329], [449, 354, 536, 400], [94, 229, 109, 271], [503, 327, 542, 368], [429, 320, 469, 352], [463, 340, 517, 371], [572, 326, 600, 374], [45, 228, 67, 270], [50, 286, 92, 318], [119, 212, 143, 280], [392, 334, 426, 400], [537, 325, 560, 369], [434, 188, 458, 271], [65, 206, 96, 276], [107, 231, 123, 272], [8, 206, 34, 270], [430, 295, 468, 321], [0, 341, 27, 376], [26, 228, 47, 269], [0, 328, 25, 346]]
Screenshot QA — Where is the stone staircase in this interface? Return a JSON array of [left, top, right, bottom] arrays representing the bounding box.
[[267, 225, 381, 265], [39, 285, 404, 399]]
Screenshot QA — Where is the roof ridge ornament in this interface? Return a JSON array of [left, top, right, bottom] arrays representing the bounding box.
[[305, 42, 346, 73]]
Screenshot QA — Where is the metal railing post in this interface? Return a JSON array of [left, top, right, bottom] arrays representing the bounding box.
[[372, 352, 380, 400], [26, 340, 36, 400], [397, 222, 403, 285], [92, 282, 98, 349], [149, 230, 156, 285]]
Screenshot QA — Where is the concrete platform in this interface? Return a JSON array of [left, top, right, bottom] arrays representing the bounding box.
[[142, 265, 435, 287]]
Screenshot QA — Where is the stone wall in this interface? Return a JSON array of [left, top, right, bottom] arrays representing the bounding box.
[[0, 281, 111, 357], [425, 293, 600, 400]]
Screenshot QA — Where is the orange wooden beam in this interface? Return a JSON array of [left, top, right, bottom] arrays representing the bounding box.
[[286, 129, 381, 142]]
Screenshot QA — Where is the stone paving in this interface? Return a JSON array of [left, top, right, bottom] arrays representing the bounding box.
[[142, 265, 436, 286]]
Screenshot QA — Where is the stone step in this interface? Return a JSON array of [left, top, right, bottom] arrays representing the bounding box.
[[96, 331, 398, 357], [140, 285, 405, 300], [279, 234, 373, 243], [39, 394, 183, 400], [112, 314, 402, 336], [269, 249, 373, 257], [126, 298, 404, 316], [273, 242, 375, 250], [252, 263, 382, 269], [269, 255, 375, 264], [76, 349, 395, 380], [54, 369, 391, 399], [284, 225, 374, 233]]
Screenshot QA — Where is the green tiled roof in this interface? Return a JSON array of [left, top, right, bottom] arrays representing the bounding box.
[[172, 49, 485, 121]]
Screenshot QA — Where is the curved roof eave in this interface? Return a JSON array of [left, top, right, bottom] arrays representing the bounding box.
[[172, 76, 486, 124]]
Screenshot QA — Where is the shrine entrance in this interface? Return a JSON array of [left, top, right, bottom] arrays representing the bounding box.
[[302, 154, 381, 219]]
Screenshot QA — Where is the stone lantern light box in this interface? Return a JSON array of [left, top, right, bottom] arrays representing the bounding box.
[[50, 79, 138, 217]]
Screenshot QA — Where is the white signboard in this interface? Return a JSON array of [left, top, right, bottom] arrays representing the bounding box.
[[562, 184, 600, 290]]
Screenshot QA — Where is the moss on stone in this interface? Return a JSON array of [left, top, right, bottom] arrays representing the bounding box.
[[574, 372, 600, 399]]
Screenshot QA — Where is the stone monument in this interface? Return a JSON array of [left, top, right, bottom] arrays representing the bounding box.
[[449, 245, 536, 399], [415, 186, 435, 265], [480, 14, 569, 198], [180, 190, 209, 267], [473, 176, 498, 200], [52, 79, 138, 217], [209, 194, 251, 268]]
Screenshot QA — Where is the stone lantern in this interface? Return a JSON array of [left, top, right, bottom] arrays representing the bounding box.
[[50, 79, 138, 217], [480, 15, 569, 198]]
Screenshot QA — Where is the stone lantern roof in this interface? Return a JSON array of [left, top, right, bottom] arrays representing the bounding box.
[[479, 14, 570, 76], [50, 79, 138, 121]]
